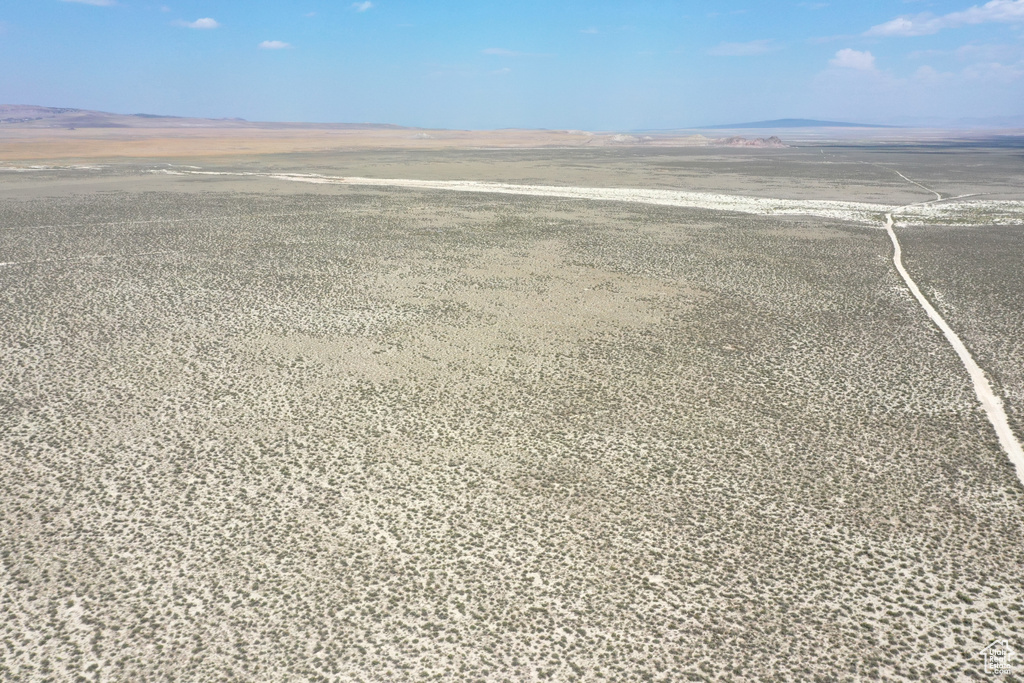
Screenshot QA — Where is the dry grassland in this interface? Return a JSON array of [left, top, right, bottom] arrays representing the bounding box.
[[1, 154, 1023, 681], [0, 128, 714, 162]]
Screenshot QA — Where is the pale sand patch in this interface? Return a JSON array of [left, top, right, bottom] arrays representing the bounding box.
[[158, 168, 1024, 227], [257, 241, 694, 384], [894, 199, 1024, 226], [161, 169, 894, 224]]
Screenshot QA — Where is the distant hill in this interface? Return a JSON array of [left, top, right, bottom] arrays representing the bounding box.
[[0, 105, 410, 130], [700, 118, 897, 129]]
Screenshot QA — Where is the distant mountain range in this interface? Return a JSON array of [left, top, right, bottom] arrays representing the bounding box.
[[699, 119, 898, 129], [0, 105, 409, 130], [6, 106, 1020, 134]]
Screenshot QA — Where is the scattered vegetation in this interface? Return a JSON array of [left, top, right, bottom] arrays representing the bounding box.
[[1, 162, 1022, 681]]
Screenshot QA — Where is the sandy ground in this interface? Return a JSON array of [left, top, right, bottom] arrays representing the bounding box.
[[8, 163, 1020, 226], [192, 169, 1024, 227], [4, 142, 1024, 205], [1, 123, 1021, 161], [2, 148, 1023, 681], [885, 212, 1024, 485], [0, 127, 717, 161], [158, 165, 1024, 481]]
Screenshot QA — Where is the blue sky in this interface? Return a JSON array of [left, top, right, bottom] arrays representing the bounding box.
[[1, 1, 1022, 128]]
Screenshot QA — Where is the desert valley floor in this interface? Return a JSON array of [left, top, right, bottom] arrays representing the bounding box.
[[1, 143, 1023, 681]]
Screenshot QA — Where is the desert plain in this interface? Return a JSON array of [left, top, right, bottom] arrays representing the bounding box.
[[1, 124, 1024, 681]]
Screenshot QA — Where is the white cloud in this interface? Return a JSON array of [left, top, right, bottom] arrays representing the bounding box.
[[830, 48, 876, 70], [955, 42, 1024, 61], [259, 40, 291, 49], [912, 42, 1024, 62], [352, 1, 373, 11], [962, 60, 1024, 81], [866, 0, 1024, 37], [492, 67, 512, 75], [580, 27, 599, 34], [869, 18, 922, 37], [707, 39, 776, 56], [61, 0, 116, 5], [907, 58, 1024, 83], [909, 48, 1024, 84], [183, 17, 219, 29], [914, 65, 952, 83]]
